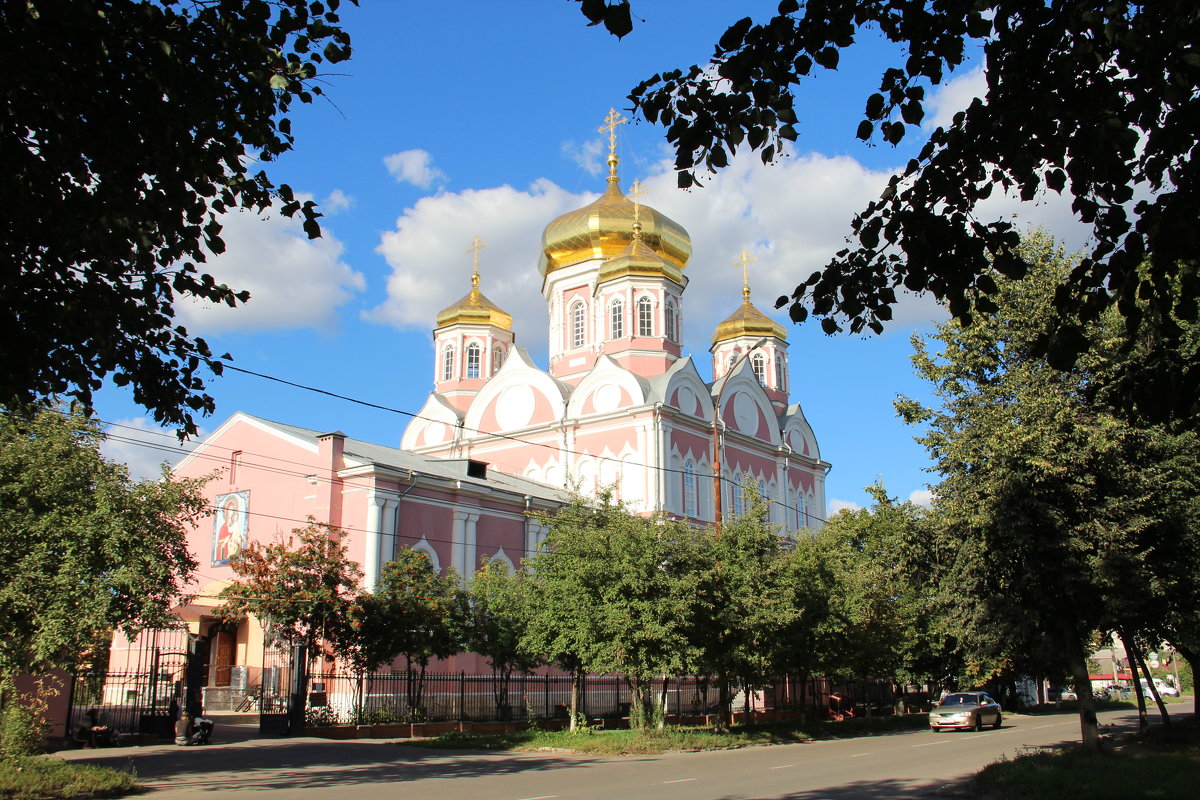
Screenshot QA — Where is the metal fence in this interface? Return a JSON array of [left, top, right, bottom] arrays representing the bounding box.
[[300, 671, 895, 726]]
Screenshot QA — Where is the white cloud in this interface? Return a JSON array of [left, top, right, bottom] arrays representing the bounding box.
[[384, 149, 448, 189], [925, 66, 986, 131], [562, 138, 605, 177], [100, 417, 205, 482], [908, 488, 935, 508], [828, 498, 863, 514], [322, 189, 354, 215], [367, 180, 594, 347], [175, 206, 365, 334], [367, 142, 1094, 369]]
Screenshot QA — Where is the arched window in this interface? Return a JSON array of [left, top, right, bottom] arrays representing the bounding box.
[[492, 345, 505, 376], [732, 474, 744, 516], [466, 343, 481, 378], [609, 298, 624, 339], [796, 496, 808, 529], [571, 301, 586, 348], [752, 353, 766, 386], [441, 345, 455, 381], [683, 461, 697, 517], [665, 299, 678, 343], [775, 355, 786, 391], [411, 538, 441, 574], [637, 296, 653, 336]]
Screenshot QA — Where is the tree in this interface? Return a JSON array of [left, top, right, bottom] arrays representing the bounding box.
[[0, 406, 206, 680], [217, 519, 362, 656], [2, 1, 355, 434], [467, 560, 541, 721], [688, 489, 793, 731], [524, 491, 708, 730], [360, 549, 467, 719], [895, 233, 1200, 750], [579, 1, 1200, 375]]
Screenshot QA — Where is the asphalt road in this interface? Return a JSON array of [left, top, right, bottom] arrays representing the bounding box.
[[56, 707, 1186, 800]]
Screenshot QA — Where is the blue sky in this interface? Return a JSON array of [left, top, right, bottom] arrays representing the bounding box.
[[97, 1, 1089, 515]]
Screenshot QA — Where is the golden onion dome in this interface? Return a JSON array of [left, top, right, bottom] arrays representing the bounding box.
[[596, 223, 685, 286], [436, 272, 513, 331], [711, 286, 788, 345], [539, 154, 691, 276]]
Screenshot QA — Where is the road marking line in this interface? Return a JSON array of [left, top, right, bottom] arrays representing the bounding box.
[[663, 778, 696, 784], [912, 740, 951, 747], [850, 752, 870, 757], [1033, 724, 1056, 730], [769, 765, 794, 770], [515, 796, 559, 800]]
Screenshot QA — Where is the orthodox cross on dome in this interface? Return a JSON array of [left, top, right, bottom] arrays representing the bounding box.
[[466, 235, 487, 289], [628, 178, 648, 233], [598, 108, 628, 183], [733, 248, 757, 302]]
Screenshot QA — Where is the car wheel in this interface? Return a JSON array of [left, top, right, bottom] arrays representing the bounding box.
[[993, 713, 1002, 729], [931, 726, 940, 733], [973, 715, 983, 732]]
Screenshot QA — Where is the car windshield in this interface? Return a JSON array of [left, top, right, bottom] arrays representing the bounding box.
[[940, 693, 979, 706]]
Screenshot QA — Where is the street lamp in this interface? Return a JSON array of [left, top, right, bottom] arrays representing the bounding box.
[[712, 336, 768, 537]]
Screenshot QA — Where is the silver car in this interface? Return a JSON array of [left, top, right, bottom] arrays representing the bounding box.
[[929, 692, 1002, 732]]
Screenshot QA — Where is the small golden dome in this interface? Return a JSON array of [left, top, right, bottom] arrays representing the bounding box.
[[539, 157, 691, 276], [712, 286, 787, 345], [596, 224, 685, 286], [436, 276, 513, 331]]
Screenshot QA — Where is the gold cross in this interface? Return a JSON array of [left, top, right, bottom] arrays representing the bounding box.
[[598, 108, 628, 158], [734, 248, 757, 301], [628, 178, 648, 228], [466, 235, 487, 287]]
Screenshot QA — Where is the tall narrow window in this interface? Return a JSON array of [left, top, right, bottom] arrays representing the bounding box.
[[797, 497, 808, 529], [775, 356, 785, 391], [732, 474, 744, 516], [665, 300, 678, 342], [571, 302, 585, 348], [441, 345, 455, 381], [609, 299, 624, 339], [637, 296, 653, 336], [492, 346, 504, 376], [466, 343, 481, 378], [752, 353, 766, 386], [683, 461, 697, 517]]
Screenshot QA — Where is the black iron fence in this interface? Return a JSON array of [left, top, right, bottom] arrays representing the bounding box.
[[299, 671, 897, 726]]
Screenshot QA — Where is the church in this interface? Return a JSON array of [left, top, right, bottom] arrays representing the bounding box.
[[107, 112, 829, 700]]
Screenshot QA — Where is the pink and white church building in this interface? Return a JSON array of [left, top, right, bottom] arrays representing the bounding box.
[[109, 136, 829, 694], [402, 145, 829, 540]]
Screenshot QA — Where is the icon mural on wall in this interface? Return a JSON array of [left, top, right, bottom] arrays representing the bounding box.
[[212, 490, 249, 566]]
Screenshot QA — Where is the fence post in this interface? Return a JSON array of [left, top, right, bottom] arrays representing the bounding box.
[[543, 675, 549, 722], [458, 671, 465, 723]]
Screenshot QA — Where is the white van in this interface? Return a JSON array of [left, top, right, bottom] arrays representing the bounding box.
[[1139, 677, 1180, 697]]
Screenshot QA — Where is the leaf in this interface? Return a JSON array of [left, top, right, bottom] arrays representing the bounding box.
[[719, 17, 753, 52]]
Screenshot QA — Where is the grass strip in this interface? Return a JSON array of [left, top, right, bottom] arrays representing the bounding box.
[[976, 717, 1200, 800], [0, 757, 140, 800], [407, 714, 929, 755]]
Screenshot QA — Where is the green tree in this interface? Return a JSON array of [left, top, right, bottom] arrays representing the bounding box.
[[689, 489, 792, 731], [360, 549, 468, 719], [0, 406, 206, 680], [579, 1, 1199, 373], [525, 492, 708, 730], [217, 519, 362, 657], [895, 233, 1200, 749], [2, 0, 355, 433], [467, 560, 541, 721]]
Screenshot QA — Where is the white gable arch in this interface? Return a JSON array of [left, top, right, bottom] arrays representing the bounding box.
[[567, 356, 648, 419]]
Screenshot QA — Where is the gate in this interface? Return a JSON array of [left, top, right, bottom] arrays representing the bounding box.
[[257, 643, 297, 735], [67, 627, 195, 742]]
